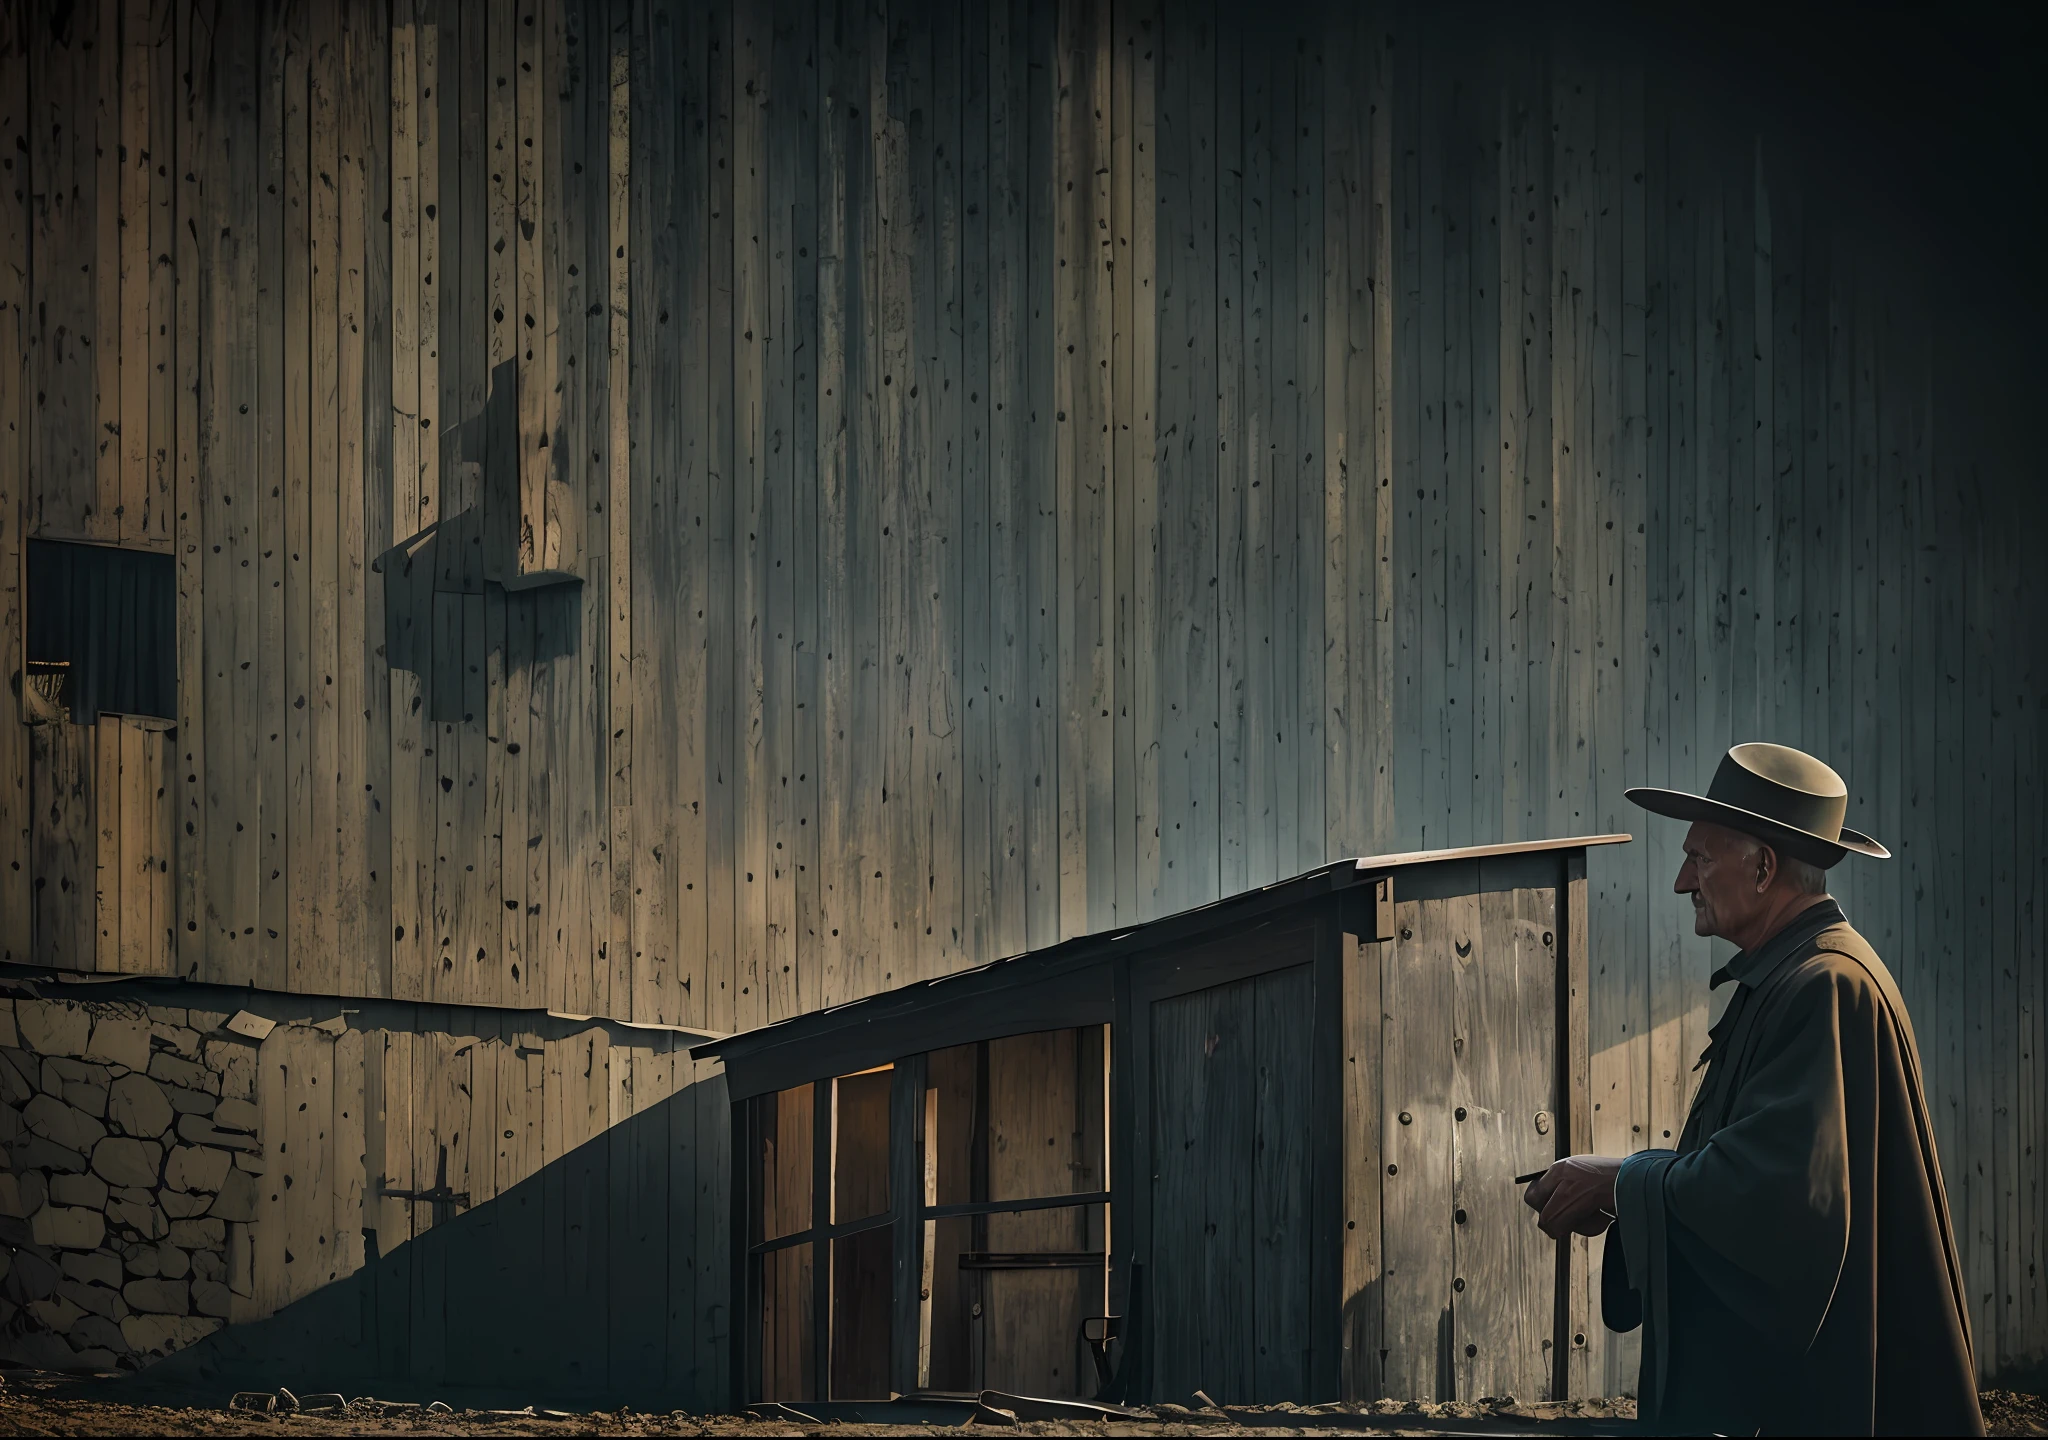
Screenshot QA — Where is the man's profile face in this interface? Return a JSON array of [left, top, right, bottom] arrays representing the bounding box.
[[1674, 821, 1759, 941]]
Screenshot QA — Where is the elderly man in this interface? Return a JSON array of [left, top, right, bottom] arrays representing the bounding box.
[[1525, 743, 1983, 1436]]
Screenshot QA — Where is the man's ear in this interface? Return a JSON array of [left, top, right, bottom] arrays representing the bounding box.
[[1756, 843, 1776, 892]]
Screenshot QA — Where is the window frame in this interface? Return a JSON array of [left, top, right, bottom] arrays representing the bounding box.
[[737, 1031, 1114, 1404]]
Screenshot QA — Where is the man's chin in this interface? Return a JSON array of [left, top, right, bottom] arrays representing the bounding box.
[[1691, 911, 1713, 937]]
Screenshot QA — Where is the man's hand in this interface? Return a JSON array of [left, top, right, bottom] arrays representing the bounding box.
[[1523, 1154, 1623, 1239]]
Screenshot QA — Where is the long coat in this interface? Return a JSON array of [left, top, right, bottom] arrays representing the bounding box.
[[1602, 899, 1983, 1436]]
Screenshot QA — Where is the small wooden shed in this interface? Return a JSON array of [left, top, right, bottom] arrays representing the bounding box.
[[694, 834, 1630, 1410]]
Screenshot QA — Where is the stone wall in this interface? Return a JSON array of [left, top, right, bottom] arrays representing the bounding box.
[[0, 992, 263, 1370]]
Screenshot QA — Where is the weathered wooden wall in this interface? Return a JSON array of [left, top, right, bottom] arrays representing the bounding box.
[[0, 984, 728, 1401], [2, 0, 2043, 1391]]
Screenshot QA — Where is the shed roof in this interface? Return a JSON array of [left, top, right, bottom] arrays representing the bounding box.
[[693, 833, 1629, 1098]]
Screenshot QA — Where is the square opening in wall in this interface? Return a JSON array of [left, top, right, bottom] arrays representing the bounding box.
[[26, 539, 176, 725]]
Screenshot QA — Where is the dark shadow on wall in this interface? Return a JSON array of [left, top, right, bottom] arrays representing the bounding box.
[[127, 1070, 732, 1413], [374, 358, 583, 727]]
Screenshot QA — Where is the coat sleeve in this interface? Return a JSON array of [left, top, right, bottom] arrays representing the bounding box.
[[1601, 1207, 1643, 1332], [1649, 958, 1869, 1351]]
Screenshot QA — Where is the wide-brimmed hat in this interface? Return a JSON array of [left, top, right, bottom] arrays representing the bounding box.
[[1624, 743, 1889, 868]]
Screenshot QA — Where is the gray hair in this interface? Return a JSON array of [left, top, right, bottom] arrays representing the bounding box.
[[1779, 854, 1830, 895], [1735, 832, 1830, 895]]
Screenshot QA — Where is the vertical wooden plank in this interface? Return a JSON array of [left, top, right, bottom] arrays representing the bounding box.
[[627, 0, 674, 1025], [1380, 895, 1455, 1400], [1464, 44, 1502, 869], [1387, 18, 1421, 855], [980, 0, 1025, 958], [1440, 58, 1475, 856], [1452, 882, 1561, 1402], [413, 0, 450, 1005], [664, 1045, 701, 1399], [763, 0, 807, 1020], [1290, 30, 1325, 877], [1103, 0, 1135, 927], [288, 1026, 336, 1309], [870, 0, 907, 990], [923, 0, 965, 974], [703, 0, 737, 1032], [811, 0, 866, 1009], [147, 719, 173, 968], [169, 0, 205, 977], [406, 1026, 445, 1389], [1340, 927, 1384, 1399], [1318, 5, 1354, 863], [1126, 0, 1161, 924], [696, 1057, 732, 1408], [678, 0, 711, 1032], [492, 15, 530, 1013], [331, 1025, 367, 1289], [779, 0, 818, 1017], [387, 0, 423, 1001], [808, 0, 845, 1006], [372, 1025, 414, 1368], [603, 1041, 665, 1391], [94, 707, 122, 968], [570, 1026, 614, 1389], [92, 0, 120, 540], [730, 0, 770, 1028], [1251, 964, 1315, 1401], [496, 587, 530, 1012], [456, 0, 500, 1007], [606, 0, 636, 1022], [1021, 0, 1057, 952], [1365, 20, 1394, 856], [515, 0, 550, 580], [278, 0, 313, 992], [144, 0, 174, 554], [252, 1025, 290, 1316], [496, 1020, 546, 1385], [442, 1018, 497, 1383], [1413, 20, 1449, 854], [359, 0, 395, 998], [23, 10, 79, 539], [114, 717, 151, 972], [248, 6, 285, 992], [1215, 9, 1250, 899], [1496, 47, 1527, 845], [335, 0, 373, 997], [116, 0, 149, 544], [1268, 17, 1302, 879], [0, 18, 23, 949], [207, 0, 263, 980], [306, 0, 342, 993], [1150, 0, 1216, 917], [30, 721, 94, 969]]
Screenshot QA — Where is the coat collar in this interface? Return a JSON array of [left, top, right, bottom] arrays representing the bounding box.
[[1709, 897, 1846, 990]]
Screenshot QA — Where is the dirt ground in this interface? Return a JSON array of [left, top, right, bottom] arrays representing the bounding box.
[[0, 1370, 2040, 1437]]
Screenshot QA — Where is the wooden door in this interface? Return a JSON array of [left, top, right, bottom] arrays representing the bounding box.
[[1380, 876, 1561, 1402], [1148, 962, 1316, 1405]]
